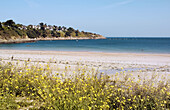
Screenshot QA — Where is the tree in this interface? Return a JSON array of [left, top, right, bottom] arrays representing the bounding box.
[[58, 26, 62, 31], [65, 31, 71, 37], [4, 20, 15, 27], [26, 30, 36, 38], [42, 31, 47, 38], [51, 31, 56, 37], [71, 32, 76, 37], [56, 32, 61, 37], [62, 26, 67, 31], [28, 25, 33, 29], [26, 29, 40, 38], [34, 29, 40, 36], [39, 22, 45, 31], [75, 30, 80, 36], [0, 22, 3, 30], [53, 25, 58, 31], [39, 22, 43, 27], [67, 27, 74, 33], [16, 24, 23, 29]]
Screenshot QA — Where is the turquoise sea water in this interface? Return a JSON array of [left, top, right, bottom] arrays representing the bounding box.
[[0, 37, 170, 54]]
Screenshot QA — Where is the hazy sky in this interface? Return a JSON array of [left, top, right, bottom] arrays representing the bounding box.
[[0, 0, 170, 37]]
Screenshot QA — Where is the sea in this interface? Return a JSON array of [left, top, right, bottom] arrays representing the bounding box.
[[0, 37, 170, 54]]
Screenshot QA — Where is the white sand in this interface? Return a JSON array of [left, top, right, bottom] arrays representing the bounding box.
[[0, 49, 170, 80], [1, 49, 170, 65]]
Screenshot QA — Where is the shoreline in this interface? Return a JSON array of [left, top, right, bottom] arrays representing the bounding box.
[[0, 48, 170, 55], [1, 49, 170, 57], [0, 36, 106, 44], [0, 39, 37, 44]]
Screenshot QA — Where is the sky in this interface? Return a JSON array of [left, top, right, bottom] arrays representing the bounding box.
[[0, 0, 170, 37]]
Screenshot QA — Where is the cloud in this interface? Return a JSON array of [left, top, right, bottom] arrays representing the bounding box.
[[24, 0, 40, 8], [104, 0, 135, 9]]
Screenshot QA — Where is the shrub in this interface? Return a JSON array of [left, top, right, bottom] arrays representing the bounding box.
[[0, 61, 169, 109]]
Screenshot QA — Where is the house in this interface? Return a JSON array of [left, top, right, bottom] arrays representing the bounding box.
[[22, 26, 27, 30]]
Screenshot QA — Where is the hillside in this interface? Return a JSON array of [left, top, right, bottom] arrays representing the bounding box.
[[0, 20, 105, 43]]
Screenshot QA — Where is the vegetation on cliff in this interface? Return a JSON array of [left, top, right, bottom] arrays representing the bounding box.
[[0, 20, 104, 40]]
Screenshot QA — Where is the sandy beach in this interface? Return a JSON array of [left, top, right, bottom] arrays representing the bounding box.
[[0, 49, 170, 109], [1, 49, 170, 77], [1, 49, 170, 66]]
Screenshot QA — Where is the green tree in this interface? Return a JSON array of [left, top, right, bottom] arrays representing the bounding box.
[[67, 27, 74, 33], [26, 29, 40, 38], [4, 20, 15, 27], [39, 22, 45, 31], [65, 31, 71, 37], [42, 31, 47, 38], [16, 24, 23, 29], [51, 31, 56, 37], [62, 26, 67, 31], [56, 32, 61, 37], [28, 25, 33, 29], [71, 32, 76, 37], [75, 30, 80, 36], [34, 29, 40, 37], [53, 25, 57, 31], [58, 26, 62, 31], [58, 31, 65, 37], [0, 22, 3, 30]]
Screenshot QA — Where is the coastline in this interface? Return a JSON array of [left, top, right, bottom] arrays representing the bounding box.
[[0, 36, 106, 44], [0, 39, 37, 44]]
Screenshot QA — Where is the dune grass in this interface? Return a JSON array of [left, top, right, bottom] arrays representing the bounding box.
[[0, 60, 169, 110]]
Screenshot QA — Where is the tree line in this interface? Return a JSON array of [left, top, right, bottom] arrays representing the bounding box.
[[0, 20, 102, 40]]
